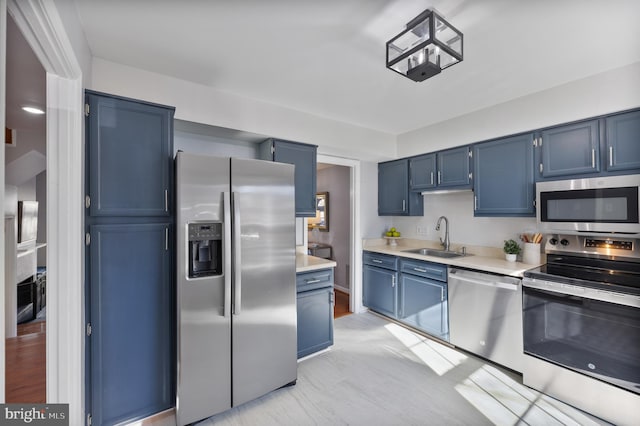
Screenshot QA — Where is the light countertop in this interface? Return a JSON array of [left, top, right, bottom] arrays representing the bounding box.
[[296, 253, 337, 273], [363, 239, 543, 278]]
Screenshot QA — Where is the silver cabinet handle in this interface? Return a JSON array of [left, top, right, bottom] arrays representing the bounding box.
[[223, 192, 232, 318], [164, 189, 168, 212], [165, 227, 168, 251], [391, 275, 396, 287], [591, 148, 596, 168], [305, 278, 322, 284], [402, 199, 406, 211], [413, 267, 428, 273], [430, 171, 434, 185], [441, 287, 444, 301], [474, 196, 478, 210], [438, 170, 441, 184], [609, 146, 614, 167], [232, 192, 242, 315], [372, 259, 383, 264]]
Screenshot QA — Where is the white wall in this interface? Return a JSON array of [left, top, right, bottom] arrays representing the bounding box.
[[359, 161, 388, 239], [397, 62, 640, 157], [90, 58, 397, 162], [391, 192, 536, 250], [311, 165, 350, 290], [386, 62, 640, 250]]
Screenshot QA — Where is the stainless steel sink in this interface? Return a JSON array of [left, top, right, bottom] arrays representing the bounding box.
[[402, 248, 469, 258]]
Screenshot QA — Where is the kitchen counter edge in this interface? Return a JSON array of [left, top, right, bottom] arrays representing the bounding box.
[[296, 253, 337, 273], [363, 244, 541, 278]]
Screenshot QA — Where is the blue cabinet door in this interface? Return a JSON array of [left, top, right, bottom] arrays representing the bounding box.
[[473, 133, 535, 216], [538, 119, 600, 179], [606, 110, 640, 172], [378, 159, 423, 216], [410, 154, 437, 191], [399, 274, 448, 341], [89, 223, 173, 426], [263, 139, 318, 217], [86, 92, 174, 217], [363, 264, 397, 318], [297, 286, 334, 358], [437, 146, 471, 188]]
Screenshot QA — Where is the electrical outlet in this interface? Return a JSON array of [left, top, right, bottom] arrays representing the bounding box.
[[416, 226, 428, 236]]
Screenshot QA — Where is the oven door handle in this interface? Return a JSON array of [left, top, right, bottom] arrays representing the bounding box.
[[523, 278, 640, 308]]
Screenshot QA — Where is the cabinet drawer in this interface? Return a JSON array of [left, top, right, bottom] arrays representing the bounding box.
[[363, 252, 398, 270], [297, 268, 334, 292], [400, 259, 447, 282]]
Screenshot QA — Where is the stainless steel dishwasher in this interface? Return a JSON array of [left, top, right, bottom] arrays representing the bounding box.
[[448, 267, 523, 373]]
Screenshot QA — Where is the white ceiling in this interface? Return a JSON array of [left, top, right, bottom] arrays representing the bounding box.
[[72, 0, 640, 135], [9, 1, 640, 139], [5, 14, 46, 136]]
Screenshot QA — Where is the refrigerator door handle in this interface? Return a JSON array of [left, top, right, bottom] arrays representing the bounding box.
[[223, 192, 232, 318], [232, 192, 242, 315]]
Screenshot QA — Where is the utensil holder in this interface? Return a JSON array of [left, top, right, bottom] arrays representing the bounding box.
[[523, 242, 541, 264]]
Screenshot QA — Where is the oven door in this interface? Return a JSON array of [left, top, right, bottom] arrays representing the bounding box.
[[522, 278, 640, 395]]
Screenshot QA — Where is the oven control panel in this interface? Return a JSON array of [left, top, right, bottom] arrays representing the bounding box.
[[545, 234, 640, 260], [584, 238, 634, 251]]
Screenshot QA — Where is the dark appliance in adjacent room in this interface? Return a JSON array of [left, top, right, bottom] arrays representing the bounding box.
[[522, 233, 640, 425]]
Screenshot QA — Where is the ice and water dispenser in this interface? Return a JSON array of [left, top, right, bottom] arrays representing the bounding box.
[[188, 222, 223, 278]]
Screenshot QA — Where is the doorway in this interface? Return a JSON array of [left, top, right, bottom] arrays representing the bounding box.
[[315, 154, 363, 317], [4, 13, 47, 403], [1, 1, 84, 422]]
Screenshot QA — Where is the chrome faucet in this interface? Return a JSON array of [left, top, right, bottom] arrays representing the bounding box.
[[436, 216, 450, 251]]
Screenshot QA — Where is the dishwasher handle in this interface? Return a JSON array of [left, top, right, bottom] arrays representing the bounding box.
[[450, 270, 519, 291]]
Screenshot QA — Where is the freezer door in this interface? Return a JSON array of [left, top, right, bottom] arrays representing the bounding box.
[[231, 158, 297, 407], [176, 152, 232, 425]]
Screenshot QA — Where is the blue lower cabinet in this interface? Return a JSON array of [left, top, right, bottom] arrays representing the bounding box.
[[399, 259, 448, 341], [398, 273, 448, 341], [89, 223, 173, 425], [296, 269, 334, 358], [363, 264, 398, 318]]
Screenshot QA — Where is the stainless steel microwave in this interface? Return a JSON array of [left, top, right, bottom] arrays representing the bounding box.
[[536, 174, 640, 236]]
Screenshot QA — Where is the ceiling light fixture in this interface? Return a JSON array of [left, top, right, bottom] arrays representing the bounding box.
[[386, 9, 463, 82], [22, 106, 45, 115]]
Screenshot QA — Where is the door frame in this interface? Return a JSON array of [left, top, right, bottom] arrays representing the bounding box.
[[317, 154, 364, 314], [3, 1, 84, 424]]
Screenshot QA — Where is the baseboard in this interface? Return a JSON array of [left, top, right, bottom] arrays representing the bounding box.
[[130, 408, 175, 425], [334, 285, 350, 294]]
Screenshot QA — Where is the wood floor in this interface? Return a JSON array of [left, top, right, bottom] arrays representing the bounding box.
[[5, 320, 46, 403], [333, 289, 350, 319]]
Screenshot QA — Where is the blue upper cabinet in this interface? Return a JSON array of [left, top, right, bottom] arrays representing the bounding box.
[[473, 133, 535, 217], [409, 154, 437, 191], [605, 110, 640, 173], [378, 159, 423, 216], [260, 139, 317, 217], [411, 147, 472, 192], [537, 119, 600, 180], [437, 146, 472, 188], [85, 91, 174, 217]]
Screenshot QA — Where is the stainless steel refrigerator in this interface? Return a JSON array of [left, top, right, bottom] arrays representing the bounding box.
[[175, 152, 297, 426]]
